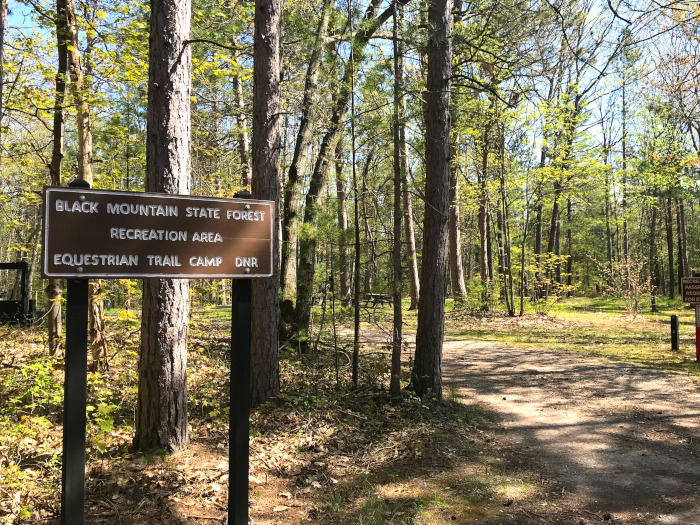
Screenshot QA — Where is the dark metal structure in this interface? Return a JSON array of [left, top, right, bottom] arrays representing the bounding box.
[[0, 262, 34, 326]]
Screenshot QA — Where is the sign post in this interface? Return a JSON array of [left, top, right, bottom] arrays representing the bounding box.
[[42, 186, 274, 525], [681, 277, 700, 362], [696, 304, 700, 362]]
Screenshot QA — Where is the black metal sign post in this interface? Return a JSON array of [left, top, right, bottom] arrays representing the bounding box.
[[61, 279, 89, 525], [43, 186, 272, 525], [60, 180, 90, 525], [229, 278, 251, 524]]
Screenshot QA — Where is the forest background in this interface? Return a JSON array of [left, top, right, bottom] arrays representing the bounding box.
[[0, 0, 700, 522], [0, 0, 698, 410]]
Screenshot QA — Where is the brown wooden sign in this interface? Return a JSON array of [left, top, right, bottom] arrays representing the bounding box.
[[42, 187, 274, 279], [681, 277, 700, 303]]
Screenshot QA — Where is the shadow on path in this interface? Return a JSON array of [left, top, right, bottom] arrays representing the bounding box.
[[442, 340, 700, 524]]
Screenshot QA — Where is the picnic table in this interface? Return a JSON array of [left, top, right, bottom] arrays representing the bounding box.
[[362, 293, 392, 307]]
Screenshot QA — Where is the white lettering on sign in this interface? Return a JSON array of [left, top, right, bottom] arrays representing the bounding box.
[[56, 200, 99, 213], [53, 253, 138, 266], [106, 202, 178, 216], [226, 209, 265, 221], [235, 257, 258, 268], [146, 255, 182, 267], [185, 206, 220, 219], [190, 256, 223, 267], [109, 228, 187, 241], [192, 231, 223, 242]]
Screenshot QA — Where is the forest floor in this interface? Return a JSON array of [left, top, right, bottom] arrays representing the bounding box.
[[1, 297, 699, 524]]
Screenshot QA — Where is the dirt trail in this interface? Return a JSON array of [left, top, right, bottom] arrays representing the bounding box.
[[442, 340, 700, 525]]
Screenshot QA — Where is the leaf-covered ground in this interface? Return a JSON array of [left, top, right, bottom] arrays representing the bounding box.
[[0, 310, 555, 525], [1, 297, 696, 524]]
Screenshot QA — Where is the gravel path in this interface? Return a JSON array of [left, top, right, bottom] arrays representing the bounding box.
[[441, 340, 700, 524]]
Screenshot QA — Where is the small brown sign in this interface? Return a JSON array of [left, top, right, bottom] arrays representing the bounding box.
[[682, 277, 700, 303], [42, 187, 274, 279]]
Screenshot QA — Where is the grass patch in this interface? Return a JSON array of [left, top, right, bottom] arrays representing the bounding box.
[[445, 296, 700, 376]]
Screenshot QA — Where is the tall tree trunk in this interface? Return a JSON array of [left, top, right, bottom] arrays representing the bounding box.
[[390, 6, 404, 400], [622, 81, 629, 290], [361, 151, 377, 291], [499, 135, 514, 315], [251, 0, 282, 407], [679, 199, 689, 278], [566, 198, 572, 293], [135, 0, 192, 452], [232, 48, 250, 188], [335, 142, 351, 305], [448, 140, 467, 301], [412, 0, 452, 401], [280, 0, 332, 304], [519, 201, 530, 316], [665, 196, 675, 299], [649, 201, 658, 313], [63, 0, 107, 370], [478, 100, 494, 288], [677, 199, 684, 294], [46, 0, 69, 356], [0, 0, 6, 151], [605, 174, 614, 290], [403, 169, 419, 309], [65, 0, 93, 184]]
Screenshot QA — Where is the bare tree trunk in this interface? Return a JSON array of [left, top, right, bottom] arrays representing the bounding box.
[[335, 142, 351, 305], [250, 0, 282, 407], [232, 48, 250, 188], [280, 0, 332, 304], [605, 174, 614, 290], [65, 0, 93, 185], [622, 81, 629, 290], [499, 137, 514, 315], [665, 196, 675, 299], [135, 0, 192, 452], [0, 0, 7, 151], [519, 203, 530, 316], [448, 140, 467, 301], [46, 0, 69, 356], [649, 201, 658, 313], [390, 6, 404, 400], [566, 198, 572, 293], [478, 106, 492, 287], [63, 0, 109, 370], [403, 170, 419, 310], [679, 199, 689, 278], [361, 150, 377, 291], [412, 0, 452, 401]]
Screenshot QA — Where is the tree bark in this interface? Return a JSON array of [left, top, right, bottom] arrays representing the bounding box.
[[0, 0, 7, 151], [335, 142, 351, 305], [63, 0, 108, 370], [250, 0, 282, 407], [390, 6, 404, 400], [448, 140, 467, 301], [649, 201, 658, 313], [65, 0, 93, 185], [412, 0, 452, 401], [665, 196, 675, 299], [603, 145, 614, 290], [232, 48, 250, 188], [679, 199, 689, 278], [403, 169, 419, 310], [46, 0, 70, 356], [135, 0, 192, 452], [478, 100, 493, 287]]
